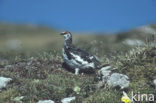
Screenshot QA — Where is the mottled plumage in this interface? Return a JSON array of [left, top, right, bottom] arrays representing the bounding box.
[[61, 31, 101, 74]]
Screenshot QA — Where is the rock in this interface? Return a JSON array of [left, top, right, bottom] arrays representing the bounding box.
[[139, 26, 156, 35], [61, 97, 76, 103], [98, 66, 130, 89], [98, 66, 111, 82], [0, 77, 12, 89], [123, 39, 145, 46], [13, 96, 24, 103], [107, 73, 130, 89], [153, 79, 156, 87], [37, 100, 55, 103]]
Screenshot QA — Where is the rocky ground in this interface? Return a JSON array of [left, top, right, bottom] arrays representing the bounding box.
[[0, 23, 156, 103]]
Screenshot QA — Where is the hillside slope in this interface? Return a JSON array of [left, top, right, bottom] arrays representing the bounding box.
[[0, 23, 156, 103]]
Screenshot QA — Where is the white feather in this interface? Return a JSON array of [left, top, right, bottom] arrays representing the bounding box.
[[62, 48, 95, 69], [70, 52, 95, 68]]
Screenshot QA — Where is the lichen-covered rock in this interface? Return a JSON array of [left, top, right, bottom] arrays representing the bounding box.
[[98, 66, 111, 82], [98, 65, 130, 89], [0, 77, 12, 89], [37, 100, 55, 103], [61, 97, 76, 103], [123, 39, 145, 46], [107, 73, 130, 89]]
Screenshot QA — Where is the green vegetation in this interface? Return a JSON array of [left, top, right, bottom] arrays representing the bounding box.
[[0, 23, 156, 103]]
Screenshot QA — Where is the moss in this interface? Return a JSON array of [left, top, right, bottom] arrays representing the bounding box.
[[82, 89, 121, 103], [0, 88, 18, 102], [0, 28, 156, 103]]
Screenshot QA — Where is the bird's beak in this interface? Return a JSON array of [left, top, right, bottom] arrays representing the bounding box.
[[60, 32, 64, 35]]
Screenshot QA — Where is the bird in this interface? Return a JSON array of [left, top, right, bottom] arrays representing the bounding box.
[[60, 31, 104, 75]]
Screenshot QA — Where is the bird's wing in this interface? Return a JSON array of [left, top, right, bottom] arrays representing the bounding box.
[[65, 46, 100, 64]]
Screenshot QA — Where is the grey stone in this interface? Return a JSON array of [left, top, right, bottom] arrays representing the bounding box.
[[107, 73, 130, 89], [37, 100, 55, 103], [61, 97, 76, 103], [0, 77, 12, 89]]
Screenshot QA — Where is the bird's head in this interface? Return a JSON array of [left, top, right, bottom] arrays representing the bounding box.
[[60, 31, 72, 40]]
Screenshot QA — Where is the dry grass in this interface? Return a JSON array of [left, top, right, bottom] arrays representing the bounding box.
[[0, 23, 156, 103]]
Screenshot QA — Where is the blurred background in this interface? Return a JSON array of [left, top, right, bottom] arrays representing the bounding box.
[[0, 0, 156, 55]]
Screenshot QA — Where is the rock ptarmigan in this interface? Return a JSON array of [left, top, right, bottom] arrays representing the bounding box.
[[60, 31, 103, 75]]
